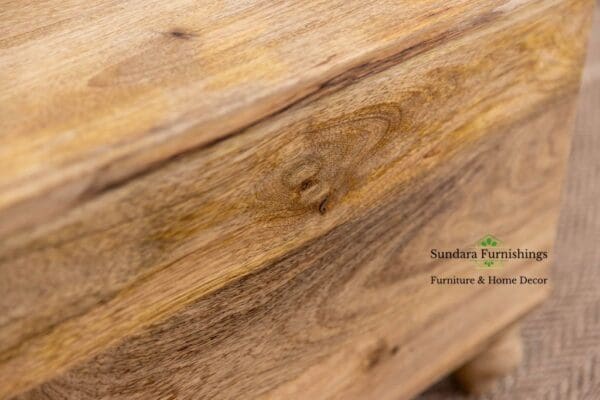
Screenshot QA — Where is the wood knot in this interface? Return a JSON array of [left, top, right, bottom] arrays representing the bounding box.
[[254, 103, 404, 219], [300, 178, 317, 191], [318, 196, 329, 215], [363, 339, 395, 371], [282, 157, 333, 215], [166, 29, 197, 40]]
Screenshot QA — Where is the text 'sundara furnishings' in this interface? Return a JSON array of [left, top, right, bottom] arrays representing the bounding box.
[[0, 1, 594, 399]]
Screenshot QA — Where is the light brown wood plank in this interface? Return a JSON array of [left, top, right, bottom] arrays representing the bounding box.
[[14, 95, 571, 400], [0, 0, 575, 237]]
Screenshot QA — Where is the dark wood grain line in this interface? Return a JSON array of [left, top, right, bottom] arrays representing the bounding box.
[[16, 6, 507, 221], [14, 96, 571, 400]]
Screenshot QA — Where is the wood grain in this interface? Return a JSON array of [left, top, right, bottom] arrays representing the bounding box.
[[421, 4, 600, 398], [13, 96, 571, 400], [0, 0, 594, 398], [0, 0, 582, 237]]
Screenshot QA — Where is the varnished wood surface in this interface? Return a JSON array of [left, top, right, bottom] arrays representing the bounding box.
[[0, 0, 594, 399]]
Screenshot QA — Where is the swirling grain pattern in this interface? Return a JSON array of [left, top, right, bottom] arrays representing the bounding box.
[[16, 96, 574, 400]]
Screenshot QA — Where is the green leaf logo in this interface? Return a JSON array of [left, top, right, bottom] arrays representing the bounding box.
[[475, 234, 503, 269]]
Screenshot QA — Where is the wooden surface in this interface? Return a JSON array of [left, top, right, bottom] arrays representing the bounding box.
[[453, 324, 524, 395], [421, 2, 600, 398], [0, 0, 594, 399], [0, 0, 544, 238]]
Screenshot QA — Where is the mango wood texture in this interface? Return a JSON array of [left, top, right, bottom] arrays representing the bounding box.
[[0, 0, 549, 238], [0, 0, 594, 399]]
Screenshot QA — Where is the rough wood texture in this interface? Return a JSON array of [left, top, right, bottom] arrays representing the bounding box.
[[0, 0, 594, 399]]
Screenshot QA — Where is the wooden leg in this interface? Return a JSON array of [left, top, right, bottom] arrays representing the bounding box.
[[453, 324, 523, 395]]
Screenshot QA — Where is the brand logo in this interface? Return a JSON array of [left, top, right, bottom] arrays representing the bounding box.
[[476, 234, 502, 268], [430, 234, 549, 270]]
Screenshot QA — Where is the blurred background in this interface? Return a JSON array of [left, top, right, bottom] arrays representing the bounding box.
[[420, 2, 600, 399]]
